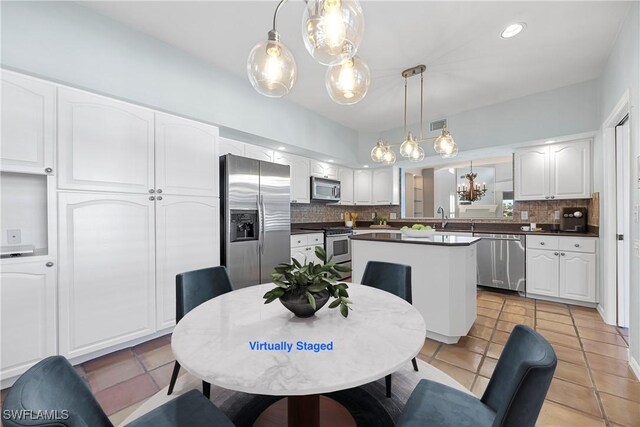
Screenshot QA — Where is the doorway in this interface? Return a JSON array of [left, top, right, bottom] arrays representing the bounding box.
[[615, 116, 631, 327]]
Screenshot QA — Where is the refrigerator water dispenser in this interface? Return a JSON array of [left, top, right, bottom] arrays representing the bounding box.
[[230, 210, 258, 242]]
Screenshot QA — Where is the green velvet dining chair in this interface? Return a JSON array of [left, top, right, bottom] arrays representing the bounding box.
[[360, 260, 417, 398], [168, 266, 233, 399], [2, 356, 234, 427]]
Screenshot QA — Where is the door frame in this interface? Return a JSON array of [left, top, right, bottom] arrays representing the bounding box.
[[601, 90, 631, 325]]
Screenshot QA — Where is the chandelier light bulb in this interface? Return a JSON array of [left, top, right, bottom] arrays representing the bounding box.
[[440, 142, 459, 159], [302, 0, 364, 66], [370, 139, 386, 162], [433, 128, 454, 154], [325, 56, 370, 104], [382, 146, 396, 165], [409, 145, 425, 162], [247, 32, 297, 98], [399, 132, 418, 157]]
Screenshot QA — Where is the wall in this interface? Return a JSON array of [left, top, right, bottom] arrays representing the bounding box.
[[359, 79, 601, 164], [0, 1, 359, 164], [599, 2, 640, 372]]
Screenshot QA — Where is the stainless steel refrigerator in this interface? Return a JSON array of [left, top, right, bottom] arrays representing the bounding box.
[[220, 154, 291, 288]]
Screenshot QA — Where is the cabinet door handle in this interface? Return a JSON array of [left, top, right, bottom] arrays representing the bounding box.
[[554, 252, 559, 256], [149, 189, 155, 194], [560, 252, 565, 256], [44, 167, 53, 174], [149, 196, 155, 201], [157, 196, 163, 201], [574, 243, 580, 247], [545, 196, 549, 199], [540, 242, 545, 245], [551, 196, 555, 199], [156, 189, 163, 194], [46, 262, 54, 267]]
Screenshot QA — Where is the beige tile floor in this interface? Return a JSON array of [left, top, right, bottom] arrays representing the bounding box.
[[1, 290, 637, 426]]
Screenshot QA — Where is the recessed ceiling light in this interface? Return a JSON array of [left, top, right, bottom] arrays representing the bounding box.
[[277, 146, 286, 150], [501, 23, 526, 39], [328, 159, 334, 163], [363, 165, 369, 168], [545, 140, 556, 144]]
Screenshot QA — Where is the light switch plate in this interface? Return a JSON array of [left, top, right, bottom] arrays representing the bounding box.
[[390, 212, 397, 220], [634, 240, 640, 258], [634, 205, 639, 224], [340, 212, 344, 220], [521, 211, 529, 221]]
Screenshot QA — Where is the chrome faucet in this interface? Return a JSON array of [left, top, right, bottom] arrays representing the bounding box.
[[437, 206, 448, 229]]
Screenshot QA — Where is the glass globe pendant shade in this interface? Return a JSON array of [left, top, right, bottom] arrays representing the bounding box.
[[370, 139, 386, 162], [247, 31, 297, 98], [433, 128, 454, 154], [440, 142, 458, 159], [302, 0, 365, 66], [409, 145, 425, 162], [399, 132, 418, 157], [381, 146, 396, 165], [325, 56, 370, 104]]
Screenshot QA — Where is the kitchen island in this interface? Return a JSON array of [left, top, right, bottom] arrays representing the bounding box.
[[350, 232, 481, 344]]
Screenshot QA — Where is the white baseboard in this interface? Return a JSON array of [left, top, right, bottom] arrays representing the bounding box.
[[629, 350, 640, 381]]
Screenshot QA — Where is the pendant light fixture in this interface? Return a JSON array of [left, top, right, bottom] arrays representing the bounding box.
[[302, 0, 365, 66], [247, 0, 297, 98], [370, 65, 458, 164], [325, 55, 370, 104], [249, 0, 369, 105], [457, 161, 487, 203]]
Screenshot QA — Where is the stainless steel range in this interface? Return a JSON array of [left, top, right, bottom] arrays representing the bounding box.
[[302, 226, 352, 280]]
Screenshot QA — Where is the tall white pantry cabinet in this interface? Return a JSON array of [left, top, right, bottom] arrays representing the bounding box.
[[1, 70, 222, 382]]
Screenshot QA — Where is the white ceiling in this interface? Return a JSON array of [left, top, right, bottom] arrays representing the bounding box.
[[80, 1, 630, 133]]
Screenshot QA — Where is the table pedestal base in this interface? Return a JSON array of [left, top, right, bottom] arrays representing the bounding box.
[[288, 395, 319, 427], [253, 395, 356, 427]]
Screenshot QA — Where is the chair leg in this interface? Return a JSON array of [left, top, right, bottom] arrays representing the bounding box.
[[203, 381, 211, 399], [412, 357, 419, 372], [167, 361, 181, 395], [385, 374, 392, 398]]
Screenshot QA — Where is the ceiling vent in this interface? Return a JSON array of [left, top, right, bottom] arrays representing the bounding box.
[[430, 119, 447, 132]]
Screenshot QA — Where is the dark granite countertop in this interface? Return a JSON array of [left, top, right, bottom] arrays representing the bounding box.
[[350, 232, 481, 246], [291, 222, 599, 238]]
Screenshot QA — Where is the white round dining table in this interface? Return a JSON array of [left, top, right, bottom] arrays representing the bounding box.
[[171, 283, 426, 427]]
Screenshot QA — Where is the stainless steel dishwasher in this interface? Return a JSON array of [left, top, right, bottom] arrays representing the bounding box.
[[474, 233, 526, 293]]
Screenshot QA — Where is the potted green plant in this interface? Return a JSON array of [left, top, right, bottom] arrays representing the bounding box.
[[263, 246, 352, 318]]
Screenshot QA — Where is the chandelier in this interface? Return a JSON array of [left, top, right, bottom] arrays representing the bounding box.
[[247, 0, 370, 105], [370, 65, 458, 164], [457, 161, 487, 203]]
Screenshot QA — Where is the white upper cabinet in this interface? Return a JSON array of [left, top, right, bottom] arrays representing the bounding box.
[[514, 146, 549, 200], [1, 71, 55, 174], [58, 88, 155, 193], [338, 168, 354, 205], [244, 144, 274, 162], [274, 152, 310, 203], [354, 170, 372, 205], [310, 160, 338, 180], [372, 167, 400, 205], [549, 140, 591, 199], [217, 137, 244, 157], [155, 113, 219, 197], [155, 196, 220, 330], [514, 139, 591, 200]]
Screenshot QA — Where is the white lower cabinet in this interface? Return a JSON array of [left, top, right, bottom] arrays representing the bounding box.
[[290, 233, 323, 265], [58, 192, 156, 358], [155, 196, 220, 330], [526, 236, 597, 303], [1, 259, 57, 379]]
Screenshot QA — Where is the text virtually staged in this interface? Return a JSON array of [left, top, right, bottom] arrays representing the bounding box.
[[248, 341, 335, 352]]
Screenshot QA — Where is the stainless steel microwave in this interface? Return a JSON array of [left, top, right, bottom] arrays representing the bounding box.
[[310, 176, 341, 202]]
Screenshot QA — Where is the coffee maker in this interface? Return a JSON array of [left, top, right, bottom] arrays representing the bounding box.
[[560, 207, 587, 232]]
